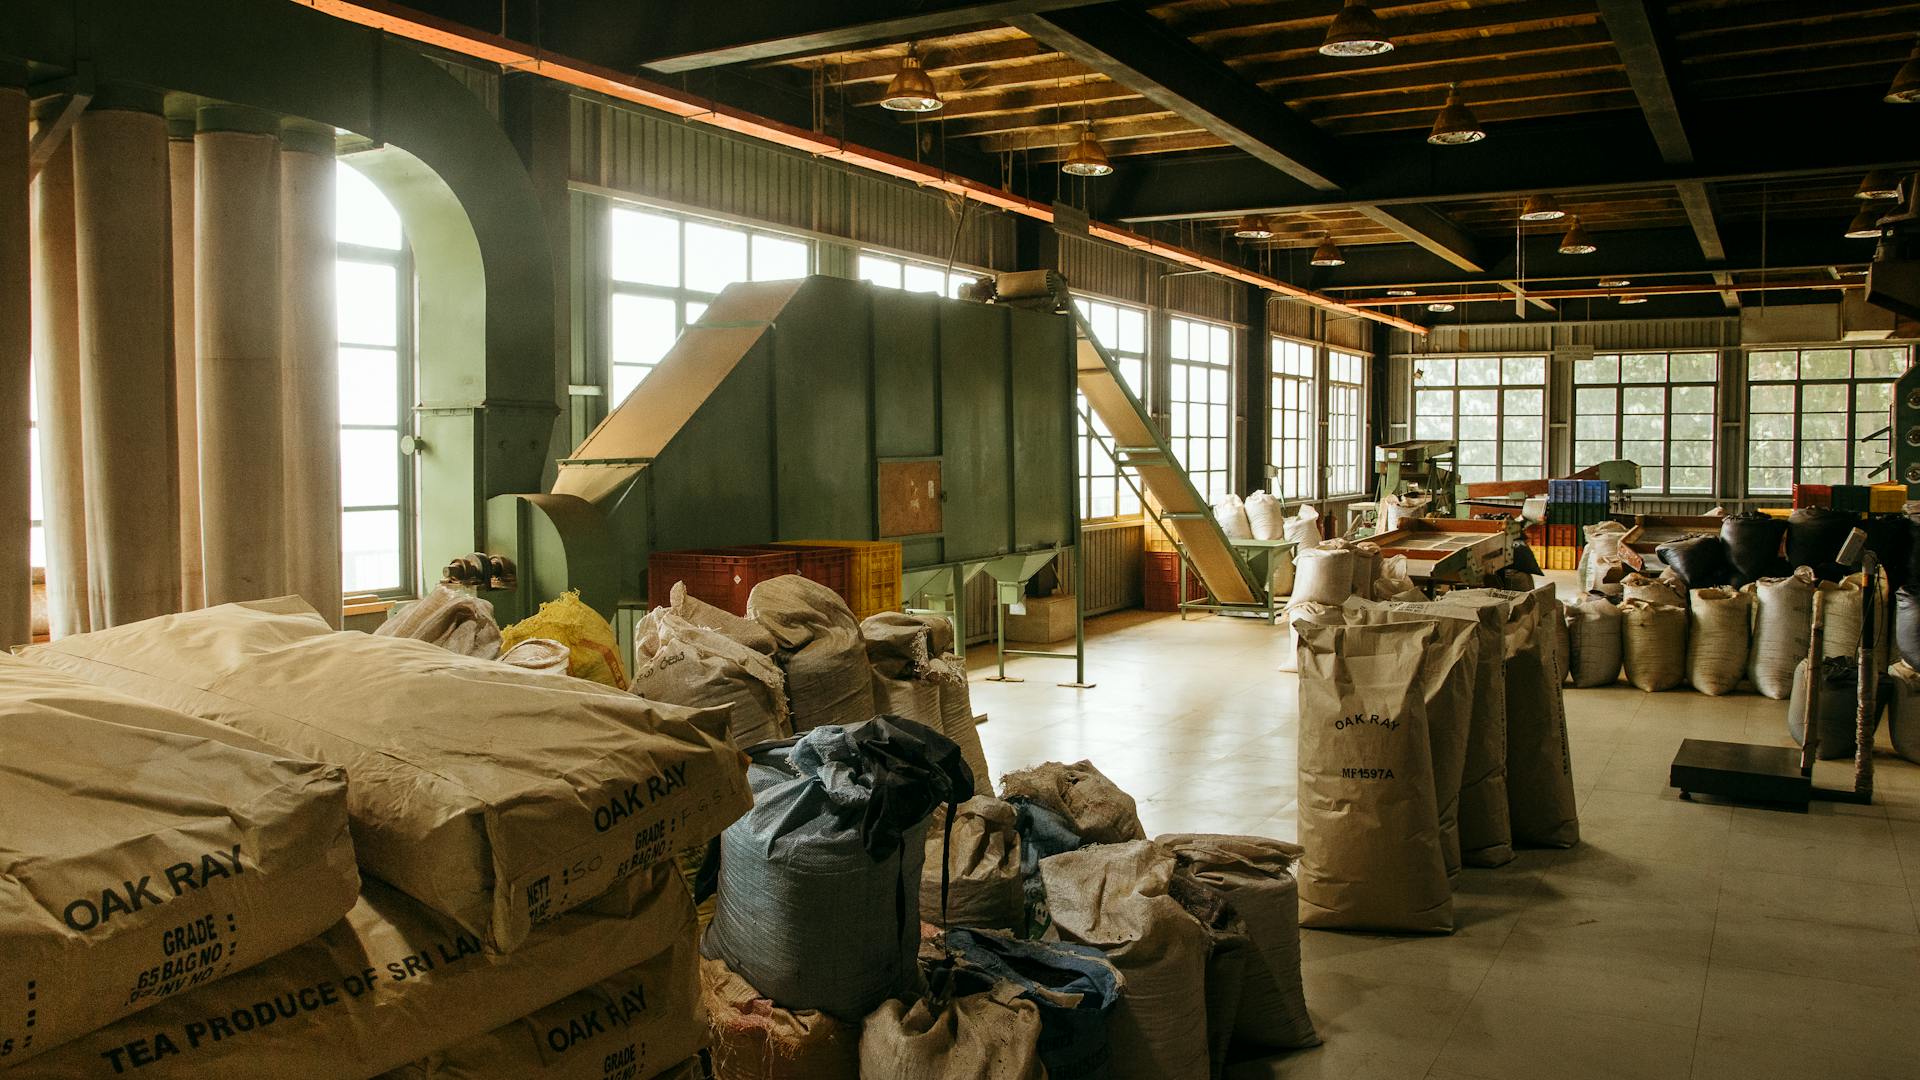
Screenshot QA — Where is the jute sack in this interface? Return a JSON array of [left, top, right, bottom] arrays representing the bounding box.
[[1819, 575, 1866, 661], [669, 580, 778, 655], [1884, 661, 1920, 764], [702, 957, 859, 1080], [1686, 587, 1750, 695], [1158, 834, 1317, 1050], [999, 760, 1146, 844], [1374, 555, 1419, 601], [1380, 492, 1430, 531], [1622, 573, 1683, 608], [1290, 543, 1354, 606], [1342, 598, 1481, 881], [1620, 600, 1686, 692], [631, 607, 790, 748], [859, 981, 1046, 1080], [921, 797, 1024, 930], [21, 597, 753, 954], [24, 866, 695, 1080], [375, 585, 501, 659], [1439, 588, 1579, 850], [1039, 840, 1212, 1080], [1244, 491, 1285, 541], [383, 932, 701, 1080], [864, 613, 991, 788], [749, 576, 877, 732], [932, 657, 993, 792], [1295, 621, 1452, 932], [1349, 542, 1383, 602], [1565, 595, 1622, 688], [1747, 568, 1818, 700], [0, 659, 360, 1067], [943, 929, 1121, 1080]]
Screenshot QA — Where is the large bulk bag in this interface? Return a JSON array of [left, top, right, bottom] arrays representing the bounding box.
[[750, 576, 877, 732], [702, 957, 860, 1080], [1000, 759, 1146, 844], [1295, 621, 1452, 931], [921, 797, 1024, 931], [1819, 576, 1866, 661], [1583, 521, 1630, 565], [21, 597, 751, 954], [1721, 512, 1789, 585], [1283, 504, 1323, 550], [1342, 597, 1480, 881], [1213, 494, 1253, 540], [1439, 588, 1580, 850], [669, 580, 778, 655], [376, 584, 502, 659], [632, 607, 790, 748], [383, 932, 700, 1080], [1268, 545, 1297, 598], [1686, 587, 1751, 695], [1374, 554, 1419, 601], [1289, 543, 1354, 606], [501, 590, 628, 689], [1787, 657, 1866, 759], [1655, 534, 1733, 590], [1349, 541, 1382, 603], [945, 929, 1122, 1080], [1898, 586, 1920, 670], [1380, 493, 1431, 531], [1278, 601, 1342, 675], [704, 718, 968, 1020], [1158, 834, 1317, 1050], [26, 867, 693, 1080], [1786, 507, 1859, 581], [935, 661, 992, 793], [1039, 841, 1212, 1080], [1622, 573, 1683, 608], [865, 612, 990, 787], [1748, 568, 1818, 700], [0, 660, 360, 1067], [859, 981, 1046, 1080], [1244, 491, 1284, 541], [1619, 600, 1686, 692], [1883, 661, 1920, 764], [1564, 595, 1622, 688]]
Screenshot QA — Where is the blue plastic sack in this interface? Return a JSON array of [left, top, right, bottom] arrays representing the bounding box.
[[947, 928, 1122, 1080]]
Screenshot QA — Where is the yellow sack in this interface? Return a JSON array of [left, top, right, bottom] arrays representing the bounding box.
[[503, 590, 629, 690]]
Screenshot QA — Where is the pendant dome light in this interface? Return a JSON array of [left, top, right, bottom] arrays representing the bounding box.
[[1427, 301, 1457, 312], [1886, 36, 1920, 104], [1857, 170, 1904, 201], [1062, 128, 1113, 176], [1617, 294, 1648, 305], [1597, 277, 1631, 288], [1233, 216, 1275, 240], [1519, 193, 1566, 221], [1557, 216, 1597, 255], [1309, 236, 1346, 266], [1386, 288, 1416, 297], [1846, 207, 1888, 239], [1427, 84, 1486, 145], [1319, 0, 1394, 57], [880, 50, 943, 113]]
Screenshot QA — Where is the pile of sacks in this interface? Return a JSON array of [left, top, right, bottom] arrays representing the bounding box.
[[1291, 588, 1581, 932], [699, 732, 1320, 1080], [3, 595, 755, 1079], [1215, 493, 1334, 600]]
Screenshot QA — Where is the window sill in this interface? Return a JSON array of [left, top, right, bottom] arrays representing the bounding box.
[[344, 597, 398, 619]]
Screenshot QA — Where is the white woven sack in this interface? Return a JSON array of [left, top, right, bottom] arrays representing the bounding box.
[[1349, 542, 1382, 602], [1620, 600, 1686, 691], [1748, 567, 1817, 700], [1214, 495, 1253, 540], [1269, 546, 1297, 598], [1819, 576, 1866, 661], [1564, 596, 1621, 688], [1380, 493, 1430, 531], [1374, 554, 1416, 600], [1686, 587, 1750, 696], [1290, 543, 1354, 606], [1244, 491, 1285, 541], [1283, 504, 1322, 550]]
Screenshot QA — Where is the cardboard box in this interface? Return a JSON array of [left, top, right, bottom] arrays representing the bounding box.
[[1004, 593, 1078, 643]]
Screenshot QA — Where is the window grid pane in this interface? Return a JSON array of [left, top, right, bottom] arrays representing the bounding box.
[[1406, 356, 1545, 483], [1171, 315, 1233, 503], [1270, 337, 1315, 501], [1576, 352, 1718, 495], [1745, 346, 1910, 493], [1073, 297, 1149, 520], [1328, 349, 1365, 497], [335, 163, 412, 599]]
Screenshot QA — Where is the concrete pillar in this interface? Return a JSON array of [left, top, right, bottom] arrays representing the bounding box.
[[71, 88, 182, 627], [170, 119, 204, 611], [196, 104, 286, 606], [0, 82, 30, 646], [29, 136, 89, 636], [280, 119, 340, 627]]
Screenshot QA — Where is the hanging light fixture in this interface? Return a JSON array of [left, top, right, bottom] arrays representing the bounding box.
[[1427, 83, 1486, 145], [1386, 288, 1416, 297], [1061, 128, 1113, 177], [1319, 0, 1393, 57], [1846, 207, 1888, 239], [880, 50, 943, 113], [1617, 294, 1648, 305], [1597, 277, 1631, 288], [1519, 193, 1566, 221], [1310, 236, 1346, 266], [1233, 216, 1275, 240], [1558, 216, 1597, 254], [1886, 35, 1920, 103], [1427, 301, 1457, 312], [1857, 170, 1904, 201]]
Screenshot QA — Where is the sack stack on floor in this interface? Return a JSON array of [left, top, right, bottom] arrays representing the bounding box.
[[632, 606, 791, 748], [9, 595, 758, 1080], [375, 584, 502, 659], [748, 575, 877, 732], [1620, 599, 1686, 692], [861, 610, 991, 789], [1687, 586, 1751, 695]]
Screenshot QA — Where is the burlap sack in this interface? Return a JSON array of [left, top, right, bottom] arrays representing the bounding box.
[[669, 580, 779, 655], [1158, 834, 1317, 1050], [1620, 600, 1686, 692], [1349, 541, 1382, 602], [1039, 841, 1211, 1080], [702, 957, 860, 1080], [1748, 568, 1818, 700], [1565, 595, 1622, 688], [1622, 573, 1682, 608], [859, 981, 1046, 1080], [1295, 621, 1452, 932], [1686, 587, 1750, 695], [21, 597, 753, 953], [1244, 492, 1284, 541], [23, 866, 694, 1079], [864, 613, 990, 787], [632, 607, 790, 747], [749, 576, 877, 732], [375, 585, 502, 659], [1440, 588, 1580, 850], [932, 657, 992, 792], [383, 932, 701, 1079], [1820, 575, 1867, 661], [921, 797, 1024, 930], [1213, 494, 1253, 540], [1343, 598, 1481, 881], [0, 659, 361, 1067], [999, 760, 1145, 844]]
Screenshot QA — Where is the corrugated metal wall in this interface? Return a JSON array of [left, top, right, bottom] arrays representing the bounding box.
[[422, 53, 502, 119], [1389, 317, 1738, 356]]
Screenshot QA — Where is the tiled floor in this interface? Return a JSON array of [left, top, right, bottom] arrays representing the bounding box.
[[962, 592, 1920, 1080]]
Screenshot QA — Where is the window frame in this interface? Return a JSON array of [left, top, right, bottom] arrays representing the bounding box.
[[1572, 351, 1718, 496], [1167, 313, 1237, 504], [1268, 335, 1316, 503], [1072, 294, 1151, 523], [1745, 345, 1910, 495], [1325, 347, 1367, 499], [334, 229, 418, 601], [1409, 355, 1547, 484]]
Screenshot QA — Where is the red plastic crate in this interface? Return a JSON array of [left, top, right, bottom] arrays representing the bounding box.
[[750, 544, 853, 606], [1792, 484, 1832, 509], [1143, 551, 1206, 610], [648, 547, 800, 615]]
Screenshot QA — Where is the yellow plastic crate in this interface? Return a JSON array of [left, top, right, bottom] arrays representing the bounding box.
[[1871, 484, 1908, 513], [780, 539, 903, 619]]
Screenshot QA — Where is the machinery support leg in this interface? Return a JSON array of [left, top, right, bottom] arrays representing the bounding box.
[[1059, 543, 1094, 689]]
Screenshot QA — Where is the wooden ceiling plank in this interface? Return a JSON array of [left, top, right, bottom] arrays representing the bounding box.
[[639, 0, 1106, 72]]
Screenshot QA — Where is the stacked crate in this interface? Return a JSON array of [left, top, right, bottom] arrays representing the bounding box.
[[1871, 483, 1911, 513], [1830, 485, 1871, 513], [1792, 483, 1832, 509], [1544, 478, 1609, 572], [781, 539, 904, 619], [1143, 550, 1207, 611]]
